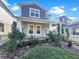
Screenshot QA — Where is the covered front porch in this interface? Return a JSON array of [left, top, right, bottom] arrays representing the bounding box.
[[22, 22, 49, 37], [16, 16, 57, 38]]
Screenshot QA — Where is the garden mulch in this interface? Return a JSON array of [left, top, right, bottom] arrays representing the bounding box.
[[0, 42, 79, 59], [0, 46, 30, 59]]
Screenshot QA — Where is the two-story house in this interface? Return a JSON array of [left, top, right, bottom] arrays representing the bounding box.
[[16, 2, 57, 38], [0, 1, 57, 38]]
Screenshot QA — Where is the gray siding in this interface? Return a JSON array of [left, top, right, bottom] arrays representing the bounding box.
[[21, 4, 46, 19]]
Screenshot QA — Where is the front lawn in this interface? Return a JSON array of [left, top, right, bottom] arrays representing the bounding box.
[[20, 46, 79, 59]]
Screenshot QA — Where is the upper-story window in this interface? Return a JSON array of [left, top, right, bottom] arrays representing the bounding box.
[[30, 8, 40, 18]]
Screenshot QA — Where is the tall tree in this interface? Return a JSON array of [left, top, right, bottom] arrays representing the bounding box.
[[61, 24, 64, 34], [57, 23, 60, 35]]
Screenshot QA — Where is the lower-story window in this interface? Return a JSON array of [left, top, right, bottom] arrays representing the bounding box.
[[28, 24, 41, 35], [0, 23, 4, 32], [28, 24, 34, 35], [36, 25, 41, 35]]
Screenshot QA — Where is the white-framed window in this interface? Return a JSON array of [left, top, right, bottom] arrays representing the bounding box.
[[28, 24, 34, 35], [29, 8, 40, 18], [0, 23, 4, 32], [36, 25, 41, 35]]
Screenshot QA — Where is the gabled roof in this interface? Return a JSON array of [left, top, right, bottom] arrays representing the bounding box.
[[19, 1, 48, 12], [59, 15, 70, 21]]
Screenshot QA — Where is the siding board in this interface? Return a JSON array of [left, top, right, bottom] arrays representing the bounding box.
[[21, 4, 46, 19]]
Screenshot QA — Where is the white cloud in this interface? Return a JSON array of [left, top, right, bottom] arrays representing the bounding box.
[[11, 5, 19, 11], [49, 6, 65, 15], [71, 8, 77, 11], [2, 0, 19, 11], [69, 17, 77, 19], [60, 6, 65, 8], [69, 17, 79, 23], [2, 0, 10, 6]]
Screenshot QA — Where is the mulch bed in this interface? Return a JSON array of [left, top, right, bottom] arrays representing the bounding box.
[[0, 46, 33, 59]]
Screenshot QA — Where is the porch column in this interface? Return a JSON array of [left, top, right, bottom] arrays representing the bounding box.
[[17, 20, 22, 32]]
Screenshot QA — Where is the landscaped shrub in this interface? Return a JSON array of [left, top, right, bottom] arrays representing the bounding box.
[[47, 31, 63, 47], [16, 31, 25, 47], [28, 35, 40, 46], [5, 39, 16, 52], [47, 31, 56, 43], [20, 46, 79, 59], [47, 23, 65, 47], [5, 21, 17, 52], [66, 28, 70, 40], [6, 21, 25, 52]]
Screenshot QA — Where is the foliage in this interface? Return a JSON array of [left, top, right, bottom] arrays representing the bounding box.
[[47, 31, 57, 43], [28, 35, 40, 45], [5, 21, 17, 52], [47, 23, 63, 47], [5, 39, 16, 52], [20, 46, 79, 59], [61, 24, 64, 34], [66, 28, 70, 39], [6, 21, 25, 52], [57, 23, 60, 35], [57, 23, 63, 47], [47, 31, 62, 47], [16, 30, 25, 47]]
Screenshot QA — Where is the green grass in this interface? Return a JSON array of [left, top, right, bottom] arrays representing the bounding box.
[[20, 46, 79, 59]]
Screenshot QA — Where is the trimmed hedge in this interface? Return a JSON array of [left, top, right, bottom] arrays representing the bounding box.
[[20, 46, 79, 59]]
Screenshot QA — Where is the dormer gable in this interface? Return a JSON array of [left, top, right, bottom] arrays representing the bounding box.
[[19, 2, 48, 19], [19, 1, 47, 12]]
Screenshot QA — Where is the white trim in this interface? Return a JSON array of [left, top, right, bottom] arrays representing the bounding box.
[[36, 25, 42, 35], [20, 5, 22, 16], [29, 8, 40, 18], [27, 24, 34, 35]]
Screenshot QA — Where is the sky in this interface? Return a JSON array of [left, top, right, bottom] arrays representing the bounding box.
[[2, 0, 79, 20]]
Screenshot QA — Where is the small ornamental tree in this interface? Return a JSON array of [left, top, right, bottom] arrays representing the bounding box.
[[6, 21, 17, 52], [61, 24, 64, 34], [66, 28, 70, 39], [57, 23, 62, 47], [57, 23, 60, 35], [6, 21, 25, 52]]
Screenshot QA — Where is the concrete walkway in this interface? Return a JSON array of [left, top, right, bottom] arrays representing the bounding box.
[[0, 35, 8, 46], [0, 39, 8, 46], [62, 41, 79, 53]]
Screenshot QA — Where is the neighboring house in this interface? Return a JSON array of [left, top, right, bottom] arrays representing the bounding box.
[[0, 1, 57, 38], [68, 21, 79, 35], [58, 15, 70, 34], [0, 0, 16, 35], [58, 15, 79, 43], [58, 15, 79, 35]]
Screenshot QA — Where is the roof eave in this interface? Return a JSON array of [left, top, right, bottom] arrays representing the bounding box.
[[15, 16, 57, 24]]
